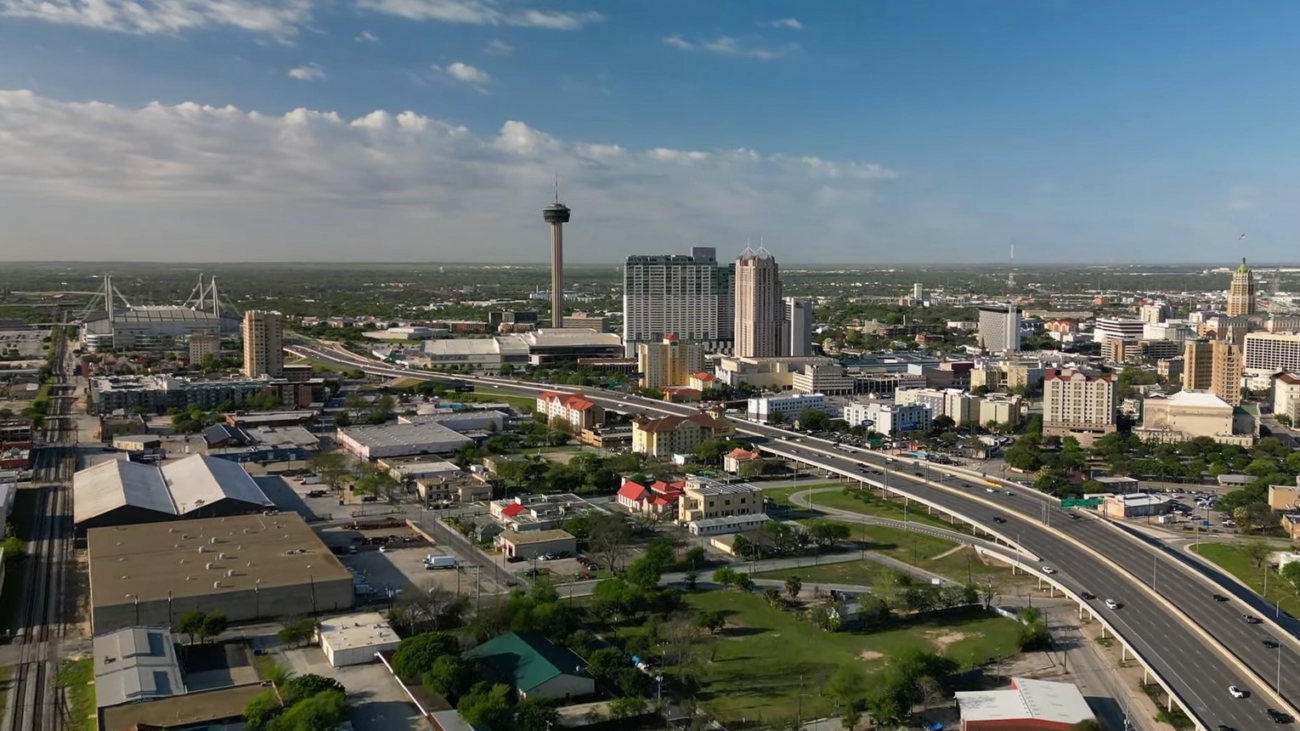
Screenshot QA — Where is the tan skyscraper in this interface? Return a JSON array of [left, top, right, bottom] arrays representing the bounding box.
[[1227, 258, 1255, 317], [637, 335, 705, 389], [1183, 338, 1241, 405], [734, 248, 782, 358], [242, 311, 284, 378]]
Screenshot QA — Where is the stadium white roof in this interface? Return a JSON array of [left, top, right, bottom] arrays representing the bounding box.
[[74, 454, 271, 525]]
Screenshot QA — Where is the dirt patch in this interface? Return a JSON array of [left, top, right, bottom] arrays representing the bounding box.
[[923, 629, 974, 651], [857, 650, 885, 661]]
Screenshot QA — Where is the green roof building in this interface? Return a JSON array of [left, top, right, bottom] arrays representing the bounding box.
[[462, 631, 595, 701]]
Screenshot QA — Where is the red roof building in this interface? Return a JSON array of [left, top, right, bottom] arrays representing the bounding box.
[[535, 391, 605, 433]]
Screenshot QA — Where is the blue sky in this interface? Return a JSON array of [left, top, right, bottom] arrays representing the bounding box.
[[0, 0, 1295, 264]]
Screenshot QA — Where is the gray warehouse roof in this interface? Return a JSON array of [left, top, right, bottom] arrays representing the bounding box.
[[94, 626, 185, 707], [74, 454, 272, 525]]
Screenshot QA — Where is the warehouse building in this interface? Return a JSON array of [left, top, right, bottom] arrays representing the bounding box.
[[337, 421, 474, 460], [495, 529, 578, 560], [74, 454, 273, 533], [93, 627, 184, 708], [318, 612, 400, 668], [87, 513, 354, 634], [91, 375, 328, 415]]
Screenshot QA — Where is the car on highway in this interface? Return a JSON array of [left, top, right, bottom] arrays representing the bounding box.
[[1080, 591, 1096, 600], [1041, 566, 1057, 574], [1243, 614, 1261, 624], [992, 516, 1007, 524], [1263, 639, 1279, 648], [1267, 708, 1293, 723], [1104, 599, 1121, 609], [1212, 593, 1229, 602], [1229, 685, 1246, 699]]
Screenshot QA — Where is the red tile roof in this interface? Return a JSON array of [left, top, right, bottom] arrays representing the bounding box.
[[690, 372, 717, 381], [1279, 373, 1300, 385], [726, 447, 759, 461], [651, 479, 685, 496], [618, 481, 648, 501], [538, 391, 597, 412], [501, 503, 525, 518], [633, 412, 727, 433]]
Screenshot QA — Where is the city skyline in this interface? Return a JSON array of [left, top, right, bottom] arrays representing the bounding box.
[[3, 1, 1300, 262]]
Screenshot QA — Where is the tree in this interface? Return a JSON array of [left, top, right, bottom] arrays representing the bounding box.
[[1281, 561, 1300, 598], [807, 605, 841, 632], [391, 632, 459, 679], [609, 696, 647, 720], [798, 408, 828, 431], [1242, 540, 1273, 569], [588, 512, 633, 572], [422, 655, 478, 701], [711, 566, 739, 588], [176, 609, 206, 645], [1071, 720, 1104, 731], [277, 618, 319, 648], [683, 544, 706, 568], [762, 586, 783, 607], [457, 683, 515, 729], [199, 609, 228, 642], [696, 609, 726, 634], [827, 662, 867, 708], [1233, 503, 1274, 535], [586, 647, 630, 683], [784, 575, 803, 599], [281, 675, 345, 706], [515, 697, 559, 731], [243, 690, 281, 731], [267, 689, 347, 731]]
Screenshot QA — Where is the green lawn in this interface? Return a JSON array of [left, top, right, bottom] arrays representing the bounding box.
[[755, 561, 890, 588], [463, 388, 537, 413], [679, 591, 1021, 727], [760, 483, 841, 509], [56, 658, 94, 731], [1192, 542, 1299, 618], [809, 488, 961, 531]]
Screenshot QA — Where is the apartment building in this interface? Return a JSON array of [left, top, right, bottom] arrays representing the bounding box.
[[841, 399, 932, 435], [637, 335, 705, 390], [535, 391, 604, 433], [622, 247, 734, 355], [241, 311, 284, 378], [1244, 332, 1300, 374], [631, 412, 729, 459], [1184, 339, 1243, 406], [977, 306, 1021, 354], [746, 393, 833, 424], [1042, 368, 1116, 446]]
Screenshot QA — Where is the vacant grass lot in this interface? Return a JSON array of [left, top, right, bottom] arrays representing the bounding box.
[[680, 591, 1021, 727], [464, 387, 537, 413], [56, 658, 95, 731], [1192, 542, 1299, 618]]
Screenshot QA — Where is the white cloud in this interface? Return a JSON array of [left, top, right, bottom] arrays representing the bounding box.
[[0, 0, 314, 36], [762, 18, 802, 30], [433, 61, 491, 91], [661, 34, 797, 60], [356, 29, 379, 41], [287, 63, 326, 81], [355, 0, 600, 28], [484, 39, 513, 55], [0, 89, 895, 262]]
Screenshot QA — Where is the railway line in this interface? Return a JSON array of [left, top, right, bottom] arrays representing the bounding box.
[[3, 332, 76, 731]]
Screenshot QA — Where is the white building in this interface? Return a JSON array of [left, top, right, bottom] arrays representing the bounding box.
[[337, 422, 473, 460], [790, 364, 854, 396], [622, 247, 734, 355], [1275, 373, 1300, 423], [746, 393, 833, 424], [1142, 321, 1194, 342], [842, 400, 932, 435], [94, 627, 185, 708], [318, 612, 400, 667], [782, 297, 814, 357], [1093, 317, 1145, 344], [1244, 332, 1300, 374], [977, 305, 1021, 354]]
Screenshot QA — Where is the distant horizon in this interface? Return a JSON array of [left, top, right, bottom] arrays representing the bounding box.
[[3, 258, 1294, 269]]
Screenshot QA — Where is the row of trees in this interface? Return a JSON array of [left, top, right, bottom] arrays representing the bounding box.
[[175, 609, 228, 645], [244, 673, 348, 731]]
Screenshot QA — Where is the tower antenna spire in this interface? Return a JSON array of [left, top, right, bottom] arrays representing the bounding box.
[[554, 173, 560, 204]]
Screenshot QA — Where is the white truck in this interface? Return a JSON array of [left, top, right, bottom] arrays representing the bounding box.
[[424, 555, 458, 570], [300, 475, 321, 485]]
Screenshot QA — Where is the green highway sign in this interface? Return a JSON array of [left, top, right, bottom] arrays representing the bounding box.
[[1061, 497, 1103, 508]]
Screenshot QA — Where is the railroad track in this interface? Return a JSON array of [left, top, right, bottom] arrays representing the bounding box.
[[4, 331, 75, 731]]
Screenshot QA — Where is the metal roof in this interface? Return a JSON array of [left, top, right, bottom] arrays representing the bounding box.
[[162, 455, 273, 514], [75, 459, 176, 525], [74, 454, 270, 525], [956, 678, 1093, 725], [93, 627, 184, 708], [462, 631, 589, 693]]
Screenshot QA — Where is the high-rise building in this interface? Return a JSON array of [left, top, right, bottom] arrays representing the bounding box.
[[188, 333, 220, 365], [637, 335, 705, 390], [241, 311, 284, 378], [1182, 338, 1241, 405], [1139, 303, 1169, 325], [976, 306, 1022, 354], [734, 248, 783, 358], [622, 247, 734, 355], [1093, 318, 1145, 343], [1227, 258, 1256, 318], [544, 196, 572, 329], [781, 297, 814, 357], [1042, 368, 1116, 446], [1243, 331, 1300, 374], [912, 283, 924, 300]]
